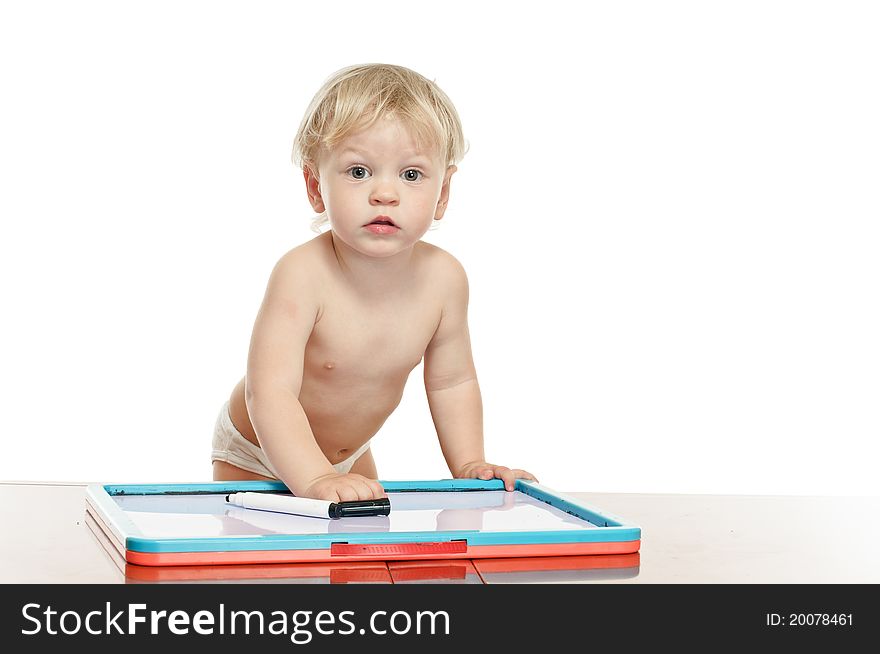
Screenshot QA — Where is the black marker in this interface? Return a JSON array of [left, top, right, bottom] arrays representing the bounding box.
[[225, 492, 390, 519]]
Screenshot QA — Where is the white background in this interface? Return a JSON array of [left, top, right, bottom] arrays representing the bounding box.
[[1, 1, 877, 495]]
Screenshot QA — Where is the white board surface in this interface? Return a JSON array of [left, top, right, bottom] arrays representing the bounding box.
[[113, 490, 599, 539]]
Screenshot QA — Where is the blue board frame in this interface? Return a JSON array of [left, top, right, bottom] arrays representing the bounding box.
[[85, 479, 640, 558]]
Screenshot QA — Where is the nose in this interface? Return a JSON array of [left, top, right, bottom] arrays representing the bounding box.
[[369, 176, 399, 206]]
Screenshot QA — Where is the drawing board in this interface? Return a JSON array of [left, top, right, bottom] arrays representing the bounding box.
[[85, 479, 640, 566], [86, 508, 639, 583]]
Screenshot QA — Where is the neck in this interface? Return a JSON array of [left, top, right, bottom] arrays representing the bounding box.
[[327, 231, 417, 298]]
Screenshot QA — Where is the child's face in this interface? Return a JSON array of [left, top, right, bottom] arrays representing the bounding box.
[[305, 116, 456, 258]]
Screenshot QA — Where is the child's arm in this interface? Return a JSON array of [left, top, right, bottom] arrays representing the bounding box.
[[424, 257, 537, 491], [246, 253, 384, 502]]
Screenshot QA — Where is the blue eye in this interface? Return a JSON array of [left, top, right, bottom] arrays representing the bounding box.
[[348, 166, 370, 180], [402, 169, 422, 182]]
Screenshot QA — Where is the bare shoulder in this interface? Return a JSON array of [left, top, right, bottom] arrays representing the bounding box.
[[262, 234, 330, 308], [272, 232, 325, 266], [269, 234, 329, 283], [415, 241, 469, 298]]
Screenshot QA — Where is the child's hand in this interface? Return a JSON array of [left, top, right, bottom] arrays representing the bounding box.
[[303, 473, 386, 503], [455, 462, 538, 492]]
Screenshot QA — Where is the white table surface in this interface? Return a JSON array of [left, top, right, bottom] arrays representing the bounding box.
[[1, 482, 877, 583]]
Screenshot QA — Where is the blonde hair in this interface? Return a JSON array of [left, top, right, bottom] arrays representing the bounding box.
[[292, 63, 467, 232]]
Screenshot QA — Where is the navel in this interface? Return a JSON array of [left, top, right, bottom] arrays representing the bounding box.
[[323, 361, 336, 370]]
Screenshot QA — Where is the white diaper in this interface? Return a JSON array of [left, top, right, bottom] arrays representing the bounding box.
[[211, 401, 371, 479]]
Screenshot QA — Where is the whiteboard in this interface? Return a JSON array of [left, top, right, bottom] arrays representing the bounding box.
[[112, 490, 599, 538], [85, 479, 640, 565]]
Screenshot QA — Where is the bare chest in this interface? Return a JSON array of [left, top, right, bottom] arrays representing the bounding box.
[[303, 296, 441, 383]]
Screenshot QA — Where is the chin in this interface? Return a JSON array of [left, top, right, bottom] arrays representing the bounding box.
[[331, 231, 413, 258]]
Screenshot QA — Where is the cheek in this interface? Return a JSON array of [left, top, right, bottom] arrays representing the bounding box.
[[412, 185, 443, 210], [323, 185, 356, 212]]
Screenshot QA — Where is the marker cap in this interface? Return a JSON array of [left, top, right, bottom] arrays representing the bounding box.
[[329, 498, 392, 519]]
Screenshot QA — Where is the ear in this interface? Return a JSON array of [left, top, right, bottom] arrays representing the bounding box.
[[433, 165, 457, 221], [303, 165, 325, 213]]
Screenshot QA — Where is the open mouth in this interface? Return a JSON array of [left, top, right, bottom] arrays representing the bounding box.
[[365, 216, 398, 228]]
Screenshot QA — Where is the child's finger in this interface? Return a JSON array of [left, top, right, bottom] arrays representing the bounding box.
[[492, 466, 515, 491], [335, 484, 360, 502], [370, 480, 386, 498], [513, 469, 538, 482]]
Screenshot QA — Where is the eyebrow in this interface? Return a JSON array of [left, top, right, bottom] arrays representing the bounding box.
[[337, 148, 433, 163], [338, 148, 366, 158]]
